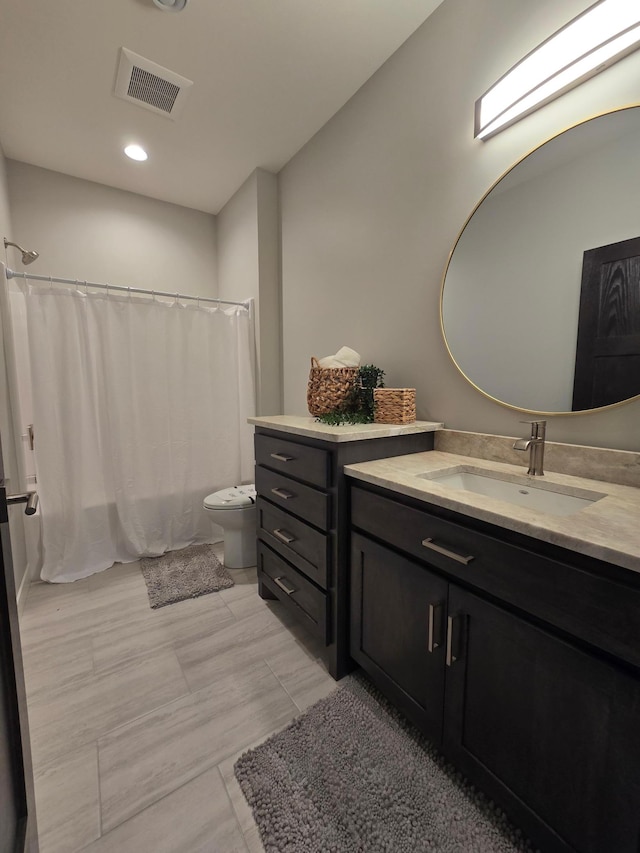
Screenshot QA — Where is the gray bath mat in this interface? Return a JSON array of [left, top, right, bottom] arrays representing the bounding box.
[[235, 674, 533, 853], [140, 544, 234, 609]]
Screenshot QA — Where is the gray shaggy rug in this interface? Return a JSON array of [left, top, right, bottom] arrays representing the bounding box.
[[140, 544, 233, 609], [235, 674, 534, 853]]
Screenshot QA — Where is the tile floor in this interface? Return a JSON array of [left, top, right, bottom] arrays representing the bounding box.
[[19, 544, 338, 853]]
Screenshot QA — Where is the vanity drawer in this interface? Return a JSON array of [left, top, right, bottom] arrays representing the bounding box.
[[258, 542, 329, 642], [352, 486, 516, 579], [256, 465, 330, 530], [257, 497, 328, 589], [255, 433, 330, 489], [351, 486, 640, 669]]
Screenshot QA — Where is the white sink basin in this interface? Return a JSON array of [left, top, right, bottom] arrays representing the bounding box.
[[418, 468, 606, 517]]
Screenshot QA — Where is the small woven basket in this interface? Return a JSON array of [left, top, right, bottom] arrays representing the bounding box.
[[373, 388, 416, 424], [307, 357, 358, 416]]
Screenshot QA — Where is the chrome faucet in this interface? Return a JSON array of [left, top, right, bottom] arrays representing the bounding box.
[[513, 420, 546, 476]]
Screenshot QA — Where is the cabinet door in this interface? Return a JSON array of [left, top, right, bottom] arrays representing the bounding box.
[[350, 534, 448, 742], [444, 586, 640, 853]]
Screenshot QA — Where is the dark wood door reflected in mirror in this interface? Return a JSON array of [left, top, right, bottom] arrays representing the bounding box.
[[572, 236, 640, 410]]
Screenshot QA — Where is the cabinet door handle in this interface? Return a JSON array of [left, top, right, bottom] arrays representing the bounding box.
[[427, 601, 444, 652], [270, 452, 295, 462], [272, 528, 296, 545], [421, 537, 474, 565], [273, 575, 296, 595], [446, 613, 463, 667], [271, 487, 295, 500]]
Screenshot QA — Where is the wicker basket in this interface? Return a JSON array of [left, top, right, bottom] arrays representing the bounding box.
[[373, 388, 416, 424], [307, 357, 358, 416]]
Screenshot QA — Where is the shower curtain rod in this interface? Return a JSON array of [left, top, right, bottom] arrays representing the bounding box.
[[4, 267, 250, 309]]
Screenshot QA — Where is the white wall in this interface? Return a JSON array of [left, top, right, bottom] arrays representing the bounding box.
[[0, 144, 30, 603], [6, 162, 217, 296], [255, 170, 282, 415], [217, 172, 259, 302], [217, 168, 281, 415], [279, 0, 640, 451]]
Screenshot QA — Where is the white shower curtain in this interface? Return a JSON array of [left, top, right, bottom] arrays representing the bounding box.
[[21, 282, 255, 583]]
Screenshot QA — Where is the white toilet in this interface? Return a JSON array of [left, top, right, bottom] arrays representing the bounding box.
[[203, 484, 257, 569]]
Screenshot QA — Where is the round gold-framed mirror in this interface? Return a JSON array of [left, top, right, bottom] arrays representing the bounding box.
[[440, 105, 640, 416]]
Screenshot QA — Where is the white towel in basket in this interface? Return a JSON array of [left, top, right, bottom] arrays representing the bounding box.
[[317, 346, 361, 368]]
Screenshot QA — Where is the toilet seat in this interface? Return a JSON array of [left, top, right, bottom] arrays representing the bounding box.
[[203, 484, 256, 510]]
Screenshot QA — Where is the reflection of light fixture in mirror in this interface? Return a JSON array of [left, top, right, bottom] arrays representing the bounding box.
[[475, 0, 640, 140]]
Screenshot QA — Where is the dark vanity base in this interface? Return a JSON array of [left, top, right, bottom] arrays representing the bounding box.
[[257, 576, 277, 600], [254, 426, 435, 680], [349, 480, 640, 853]]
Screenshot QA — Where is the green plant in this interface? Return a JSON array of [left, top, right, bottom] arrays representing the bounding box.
[[315, 364, 385, 426]]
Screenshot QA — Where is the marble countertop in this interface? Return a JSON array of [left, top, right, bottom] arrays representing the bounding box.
[[248, 415, 444, 442], [345, 451, 640, 573]]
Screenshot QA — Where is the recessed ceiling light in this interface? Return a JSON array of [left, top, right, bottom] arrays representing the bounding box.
[[152, 0, 188, 11], [124, 144, 148, 161]]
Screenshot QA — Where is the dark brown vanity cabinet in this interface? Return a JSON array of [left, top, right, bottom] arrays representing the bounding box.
[[350, 483, 640, 853], [254, 426, 434, 679], [350, 534, 448, 740], [445, 586, 640, 853]]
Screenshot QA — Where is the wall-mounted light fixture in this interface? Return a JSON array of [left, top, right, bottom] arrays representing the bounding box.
[[475, 0, 640, 140]]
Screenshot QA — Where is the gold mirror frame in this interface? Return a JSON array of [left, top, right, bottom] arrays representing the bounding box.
[[440, 104, 640, 417]]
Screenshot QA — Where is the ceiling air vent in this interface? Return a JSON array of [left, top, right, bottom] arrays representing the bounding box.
[[114, 48, 193, 120]]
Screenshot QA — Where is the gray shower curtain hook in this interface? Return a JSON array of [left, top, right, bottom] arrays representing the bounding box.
[[49, 275, 53, 290], [84, 280, 88, 295]]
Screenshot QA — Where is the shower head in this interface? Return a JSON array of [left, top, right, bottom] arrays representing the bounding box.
[[4, 238, 39, 265]]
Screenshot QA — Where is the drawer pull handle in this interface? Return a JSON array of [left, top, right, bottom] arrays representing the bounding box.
[[271, 487, 295, 500], [427, 601, 444, 653], [421, 538, 474, 565], [273, 576, 296, 596], [446, 613, 463, 667], [270, 452, 295, 462], [273, 528, 296, 545]]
